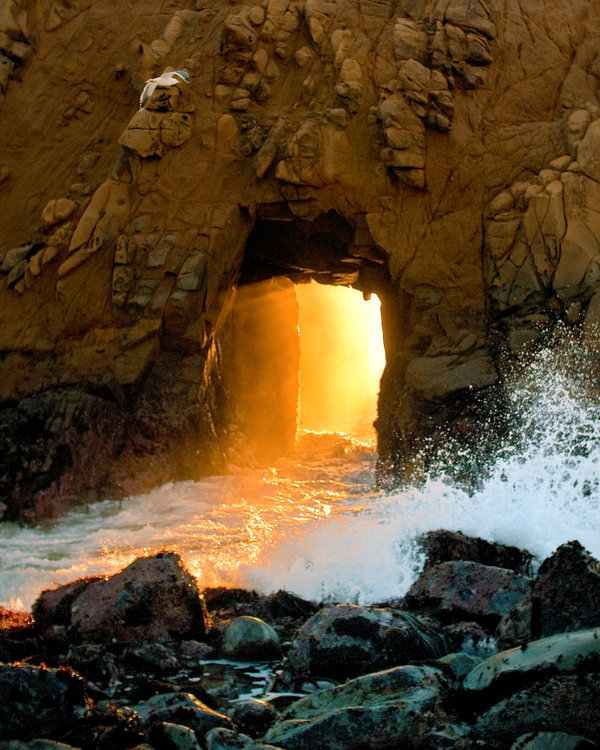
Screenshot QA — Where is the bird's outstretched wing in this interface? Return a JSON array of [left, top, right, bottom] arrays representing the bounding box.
[[139, 79, 158, 109]]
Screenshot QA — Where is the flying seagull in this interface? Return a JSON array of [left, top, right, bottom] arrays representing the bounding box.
[[139, 70, 191, 109]]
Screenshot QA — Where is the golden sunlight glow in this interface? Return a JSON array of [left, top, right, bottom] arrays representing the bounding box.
[[296, 282, 386, 440], [96, 284, 387, 592]]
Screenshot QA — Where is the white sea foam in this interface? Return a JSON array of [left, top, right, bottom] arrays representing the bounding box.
[[1, 341, 599, 611], [249, 341, 600, 604]]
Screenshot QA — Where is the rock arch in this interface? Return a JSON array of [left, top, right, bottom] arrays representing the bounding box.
[[223, 209, 390, 462], [1, 0, 600, 520]]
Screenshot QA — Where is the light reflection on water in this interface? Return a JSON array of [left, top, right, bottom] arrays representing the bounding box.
[[1, 341, 600, 612], [0, 431, 379, 610]]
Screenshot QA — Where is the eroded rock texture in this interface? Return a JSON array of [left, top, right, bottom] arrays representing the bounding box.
[[1, 0, 600, 519]]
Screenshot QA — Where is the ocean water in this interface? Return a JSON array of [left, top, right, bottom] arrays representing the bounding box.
[[1, 341, 599, 612]]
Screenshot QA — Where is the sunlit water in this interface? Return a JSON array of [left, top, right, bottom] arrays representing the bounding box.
[[1, 341, 600, 612]]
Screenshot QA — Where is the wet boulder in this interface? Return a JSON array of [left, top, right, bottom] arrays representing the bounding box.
[[122, 641, 180, 675], [438, 651, 483, 681], [148, 721, 202, 750], [463, 628, 600, 699], [286, 604, 447, 680], [202, 587, 262, 616], [65, 643, 120, 687], [264, 664, 451, 750], [418, 529, 533, 573], [221, 616, 281, 661], [227, 699, 278, 737], [497, 541, 600, 647], [206, 727, 284, 750], [260, 590, 318, 622], [405, 560, 531, 628], [177, 639, 217, 661], [133, 691, 234, 735], [511, 732, 598, 750], [473, 673, 600, 748], [32, 577, 101, 637], [69, 551, 209, 643], [62, 703, 145, 749], [0, 664, 87, 741], [259, 590, 319, 643]]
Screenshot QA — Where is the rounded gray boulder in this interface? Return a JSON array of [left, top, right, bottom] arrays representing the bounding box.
[[222, 616, 281, 661]]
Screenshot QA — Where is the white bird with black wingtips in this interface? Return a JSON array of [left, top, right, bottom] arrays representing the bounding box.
[[139, 70, 191, 110]]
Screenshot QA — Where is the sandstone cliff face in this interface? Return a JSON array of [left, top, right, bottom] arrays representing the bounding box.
[[0, 0, 599, 521]]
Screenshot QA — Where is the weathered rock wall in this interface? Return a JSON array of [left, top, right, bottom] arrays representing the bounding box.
[[1, 0, 600, 520]]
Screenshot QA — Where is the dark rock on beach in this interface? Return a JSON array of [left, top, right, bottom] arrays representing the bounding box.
[[34, 551, 209, 644], [463, 628, 600, 700], [60, 703, 145, 749], [511, 732, 598, 750], [0, 664, 87, 741], [148, 721, 203, 750], [418, 530, 534, 574], [65, 642, 120, 688], [497, 540, 600, 647], [133, 691, 234, 735], [438, 650, 483, 681], [122, 641, 181, 675], [405, 559, 531, 627], [205, 727, 284, 750], [286, 603, 447, 681], [221, 616, 281, 662], [473, 672, 600, 748], [32, 577, 101, 639], [264, 664, 451, 750], [228, 699, 278, 738]]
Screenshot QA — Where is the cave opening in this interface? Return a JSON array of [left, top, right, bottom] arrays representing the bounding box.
[[223, 210, 390, 463], [296, 281, 385, 442]]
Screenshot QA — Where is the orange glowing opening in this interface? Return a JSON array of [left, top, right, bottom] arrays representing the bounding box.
[[296, 282, 386, 441]]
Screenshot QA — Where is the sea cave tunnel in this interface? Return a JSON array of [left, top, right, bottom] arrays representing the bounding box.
[[222, 209, 395, 463]]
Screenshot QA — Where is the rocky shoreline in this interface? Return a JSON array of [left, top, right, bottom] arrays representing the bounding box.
[[1, 530, 599, 750]]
